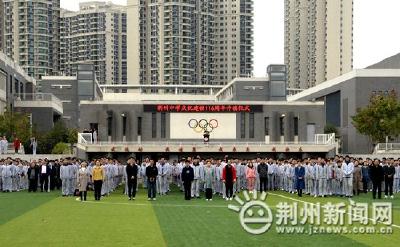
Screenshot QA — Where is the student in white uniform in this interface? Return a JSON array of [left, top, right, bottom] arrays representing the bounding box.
[[10, 161, 18, 192], [60, 162, 69, 196], [215, 160, 223, 195], [0, 136, 8, 154], [267, 160, 275, 191], [191, 158, 203, 198], [326, 160, 334, 196], [316, 159, 328, 197], [141, 159, 149, 189], [394, 161, 400, 193], [342, 156, 354, 197], [305, 161, 313, 195], [176, 161, 184, 191], [334, 162, 344, 196], [0, 162, 3, 191], [2, 161, 12, 192], [157, 158, 169, 196], [235, 160, 244, 193]]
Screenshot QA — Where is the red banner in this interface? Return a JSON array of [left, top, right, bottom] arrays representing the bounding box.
[[144, 104, 263, 113]]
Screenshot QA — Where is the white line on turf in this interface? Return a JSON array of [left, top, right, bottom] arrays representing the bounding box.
[[80, 200, 232, 208], [78, 199, 290, 208], [268, 192, 400, 229]]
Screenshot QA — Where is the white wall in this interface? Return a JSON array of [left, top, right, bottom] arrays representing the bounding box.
[[170, 113, 237, 139]]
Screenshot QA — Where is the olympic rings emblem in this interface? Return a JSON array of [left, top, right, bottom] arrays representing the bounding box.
[[188, 119, 219, 133]]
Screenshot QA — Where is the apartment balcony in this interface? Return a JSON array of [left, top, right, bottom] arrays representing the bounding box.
[[13, 93, 63, 115]]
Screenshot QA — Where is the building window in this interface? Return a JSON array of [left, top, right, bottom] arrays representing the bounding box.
[[342, 98, 348, 127], [294, 117, 299, 136], [240, 112, 245, 138], [137, 117, 142, 136], [249, 113, 254, 138], [161, 112, 166, 138], [279, 116, 284, 136], [122, 113, 127, 137], [264, 117, 269, 135], [9, 75, 13, 94], [152, 113, 157, 138], [107, 111, 113, 137]]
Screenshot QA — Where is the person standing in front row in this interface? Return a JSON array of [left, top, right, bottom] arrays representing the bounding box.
[[181, 160, 194, 200], [27, 162, 39, 192], [246, 162, 257, 193], [39, 161, 50, 192], [203, 161, 214, 201], [352, 160, 363, 196], [370, 159, 384, 199], [257, 159, 268, 193], [383, 159, 395, 199], [222, 161, 236, 201], [126, 157, 138, 200], [295, 160, 305, 197], [342, 156, 354, 197], [77, 162, 90, 201], [92, 160, 104, 201], [146, 160, 158, 201]]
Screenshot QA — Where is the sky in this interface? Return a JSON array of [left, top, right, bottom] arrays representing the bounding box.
[[61, 0, 400, 77]]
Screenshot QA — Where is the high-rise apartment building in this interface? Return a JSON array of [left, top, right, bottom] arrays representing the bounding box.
[[127, 0, 253, 86], [215, 0, 253, 85], [0, 0, 4, 52], [2, 0, 60, 79], [284, 0, 353, 89], [60, 2, 127, 85]]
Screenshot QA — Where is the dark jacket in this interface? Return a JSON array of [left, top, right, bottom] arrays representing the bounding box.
[[27, 166, 39, 180], [383, 165, 395, 181], [49, 165, 57, 178], [257, 163, 268, 178], [361, 165, 370, 180], [146, 165, 158, 181], [369, 165, 384, 183], [126, 164, 138, 180], [181, 166, 194, 183]]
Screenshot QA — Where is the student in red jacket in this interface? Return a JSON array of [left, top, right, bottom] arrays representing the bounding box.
[[222, 161, 236, 201], [13, 138, 21, 154]]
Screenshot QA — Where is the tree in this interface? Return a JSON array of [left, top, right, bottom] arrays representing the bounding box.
[[38, 121, 69, 154], [52, 142, 71, 154], [352, 90, 400, 144], [0, 108, 31, 143], [324, 123, 339, 137], [67, 128, 78, 145]]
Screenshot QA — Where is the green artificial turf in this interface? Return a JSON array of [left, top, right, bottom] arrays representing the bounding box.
[[0, 187, 399, 247]]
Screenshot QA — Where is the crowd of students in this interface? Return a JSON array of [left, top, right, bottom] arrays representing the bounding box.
[[1, 155, 399, 201]]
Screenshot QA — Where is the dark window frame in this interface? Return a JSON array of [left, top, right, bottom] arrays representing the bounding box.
[[294, 117, 299, 136], [161, 112, 166, 138], [279, 116, 284, 136], [240, 112, 246, 138], [152, 113, 157, 138], [137, 117, 142, 136], [249, 112, 254, 138], [264, 117, 269, 135]]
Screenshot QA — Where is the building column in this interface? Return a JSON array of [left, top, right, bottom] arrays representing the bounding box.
[[107, 110, 113, 142], [121, 112, 127, 142]]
